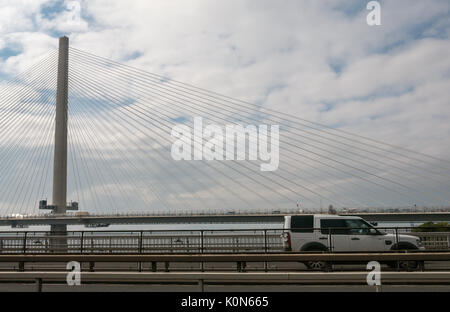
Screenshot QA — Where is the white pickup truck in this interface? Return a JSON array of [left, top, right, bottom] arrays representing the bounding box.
[[282, 214, 424, 270]]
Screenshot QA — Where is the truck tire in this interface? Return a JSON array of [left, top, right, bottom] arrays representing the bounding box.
[[388, 243, 420, 270], [301, 244, 330, 271]]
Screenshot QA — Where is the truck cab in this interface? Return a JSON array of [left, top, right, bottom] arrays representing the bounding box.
[[282, 214, 424, 270]]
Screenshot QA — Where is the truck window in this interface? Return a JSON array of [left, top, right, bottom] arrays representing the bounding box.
[[344, 219, 372, 235], [320, 219, 349, 235], [290, 216, 313, 232]]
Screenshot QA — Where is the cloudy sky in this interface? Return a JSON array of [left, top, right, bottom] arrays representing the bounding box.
[[0, 0, 449, 215]]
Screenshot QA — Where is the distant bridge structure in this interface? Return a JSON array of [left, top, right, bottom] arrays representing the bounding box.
[[1, 212, 450, 228]]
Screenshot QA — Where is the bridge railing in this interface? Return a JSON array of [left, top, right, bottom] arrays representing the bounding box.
[[0, 229, 285, 254], [406, 232, 450, 250], [0, 227, 449, 254]]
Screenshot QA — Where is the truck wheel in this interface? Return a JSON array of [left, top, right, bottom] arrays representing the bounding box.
[[303, 248, 330, 271], [389, 243, 419, 270], [399, 260, 419, 270], [387, 260, 419, 270]]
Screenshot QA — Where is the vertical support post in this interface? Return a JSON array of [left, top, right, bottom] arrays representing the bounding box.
[[395, 228, 400, 270], [36, 278, 43, 292], [138, 231, 143, 272], [200, 230, 204, 253], [139, 231, 143, 254], [264, 229, 268, 252], [80, 231, 84, 253], [328, 230, 333, 252], [198, 279, 204, 292], [395, 228, 399, 246], [264, 230, 268, 272], [51, 36, 69, 248], [200, 230, 204, 272], [23, 232, 28, 254]]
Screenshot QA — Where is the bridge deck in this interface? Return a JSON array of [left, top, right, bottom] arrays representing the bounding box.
[[2, 212, 450, 227]]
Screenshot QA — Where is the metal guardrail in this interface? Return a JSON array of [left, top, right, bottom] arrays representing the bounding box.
[[1, 252, 449, 275], [1, 252, 450, 262], [3, 271, 450, 283], [5, 271, 450, 292]]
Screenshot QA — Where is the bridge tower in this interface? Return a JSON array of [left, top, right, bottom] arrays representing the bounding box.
[[51, 36, 69, 236]]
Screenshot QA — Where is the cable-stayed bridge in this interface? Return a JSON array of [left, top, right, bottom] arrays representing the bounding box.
[[0, 36, 449, 229]]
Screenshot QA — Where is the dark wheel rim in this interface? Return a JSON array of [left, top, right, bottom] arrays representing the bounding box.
[[307, 261, 327, 270], [398, 261, 418, 269]]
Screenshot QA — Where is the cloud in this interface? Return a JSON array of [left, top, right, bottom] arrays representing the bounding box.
[[0, 0, 449, 214]]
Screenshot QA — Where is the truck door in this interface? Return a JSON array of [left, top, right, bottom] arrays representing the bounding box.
[[344, 219, 387, 251], [319, 219, 350, 251]]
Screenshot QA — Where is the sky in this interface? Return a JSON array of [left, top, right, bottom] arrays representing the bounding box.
[[0, 0, 449, 215]]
